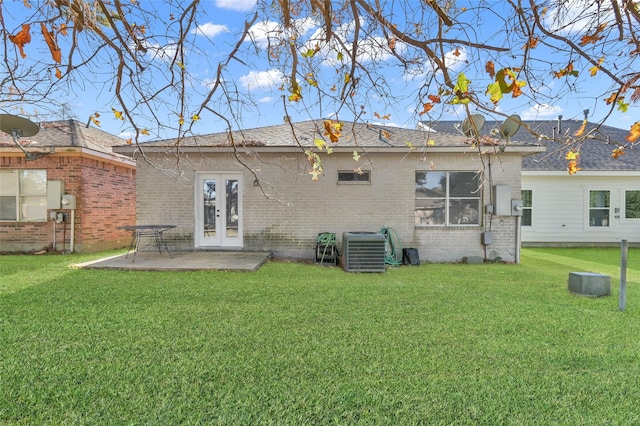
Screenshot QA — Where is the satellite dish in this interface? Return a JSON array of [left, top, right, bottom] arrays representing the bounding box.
[[499, 114, 521, 140], [0, 114, 40, 138], [460, 114, 485, 137], [0, 114, 42, 160]]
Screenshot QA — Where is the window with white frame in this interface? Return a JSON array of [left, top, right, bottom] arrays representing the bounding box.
[[588, 190, 610, 227], [415, 171, 481, 226], [0, 170, 47, 221], [625, 190, 640, 219], [521, 189, 532, 226]]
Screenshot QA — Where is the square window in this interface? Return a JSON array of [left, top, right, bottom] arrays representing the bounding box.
[[415, 171, 481, 226], [0, 170, 47, 221]]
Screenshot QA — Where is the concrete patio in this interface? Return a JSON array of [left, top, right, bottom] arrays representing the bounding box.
[[76, 251, 272, 272]]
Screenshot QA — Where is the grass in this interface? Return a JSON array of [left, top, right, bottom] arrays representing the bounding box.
[[1, 247, 639, 425]]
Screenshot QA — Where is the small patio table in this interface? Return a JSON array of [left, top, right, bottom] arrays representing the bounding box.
[[118, 225, 176, 262]]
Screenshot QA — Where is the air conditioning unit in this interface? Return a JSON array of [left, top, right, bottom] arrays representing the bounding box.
[[342, 232, 386, 272]]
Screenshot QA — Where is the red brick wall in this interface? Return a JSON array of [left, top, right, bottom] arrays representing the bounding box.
[[0, 154, 135, 253]]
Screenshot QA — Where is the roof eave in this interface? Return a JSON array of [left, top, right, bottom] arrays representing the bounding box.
[[113, 144, 545, 156]]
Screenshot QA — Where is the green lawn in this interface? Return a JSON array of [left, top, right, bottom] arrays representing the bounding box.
[[1, 247, 639, 425]]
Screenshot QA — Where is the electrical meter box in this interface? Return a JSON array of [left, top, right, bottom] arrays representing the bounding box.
[[61, 194, 76, 209], [493, 185, 512, 216]]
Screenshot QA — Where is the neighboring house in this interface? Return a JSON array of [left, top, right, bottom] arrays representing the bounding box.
[[419, 117, 640, 246], [1, 119, 136, 253], [113, 119, 544, 263]]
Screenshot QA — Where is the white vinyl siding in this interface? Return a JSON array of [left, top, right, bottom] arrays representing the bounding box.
[[521, 174, 640, 244]]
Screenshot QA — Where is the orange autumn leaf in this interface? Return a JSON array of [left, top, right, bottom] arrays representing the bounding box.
[[627, 121, 640, 142], [453, 47, 461, 57], [428, 94, 441, 103], [523, 36, 539, 49], [554, 62, 578, 78], [9, 24, 31, 58], [41, 23, 61, 63], [611, 147, 625, 158], [567, 160, 581, 175], [59, 23, 68, 36], [55, 67, 62, 78], [419, 103, 434, 116], [323, 120, 343, 143], [566, 151, 581, 174], [485, 61, 495, 79], [580, 23, 607, 46], [604, 92, 618, 105], [511, 82, 524, 98], [388, 36, 397, 50]]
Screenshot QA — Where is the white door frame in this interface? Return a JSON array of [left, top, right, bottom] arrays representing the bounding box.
[[194, 172, 243, 249]]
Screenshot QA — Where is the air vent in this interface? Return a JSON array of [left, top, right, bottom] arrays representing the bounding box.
[[342, 232, 386, 272]]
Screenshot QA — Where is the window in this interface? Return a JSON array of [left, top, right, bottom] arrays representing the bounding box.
[[521, 189, 532, 226], [589, 190, 610, 227], [338, 170, 370, 184], [625, 190, 640, 219], [0, 170, 47, 221], [415, 171, 481, 226]]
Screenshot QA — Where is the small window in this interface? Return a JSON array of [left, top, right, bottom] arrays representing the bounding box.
[[0, 170, 47, 221], [415, 171, 481, 226], [338, 170, 371, 184], [625, 190, 640, 219], [521, 190, 532, 226], [589, 190, 610, 227]]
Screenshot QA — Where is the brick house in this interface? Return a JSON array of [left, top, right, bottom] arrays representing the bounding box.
[[1, 119, 136, 253], [114, 119, 543, 263]]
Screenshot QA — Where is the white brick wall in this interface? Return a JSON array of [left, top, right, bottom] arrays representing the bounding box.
[[136, 150, 524, 262]]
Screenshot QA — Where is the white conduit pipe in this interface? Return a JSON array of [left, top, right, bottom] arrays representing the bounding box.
[[70, 209, 75, 253]]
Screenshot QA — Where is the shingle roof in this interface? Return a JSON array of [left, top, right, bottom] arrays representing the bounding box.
[[132, 119, 542, 152], [0, 119, 128, 157], [419, 119, 639, 171]]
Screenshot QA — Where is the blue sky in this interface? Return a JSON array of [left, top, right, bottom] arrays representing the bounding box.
[[3, 0, 638, 141]]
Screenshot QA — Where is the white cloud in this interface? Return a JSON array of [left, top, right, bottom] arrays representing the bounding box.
[[543, 0, 614, 35], [239, 69, 284, 90], [214, 0, 256, 12], [258, 96, 275, 103], [248, 18, 317, 50], [247, 21, 281, 50], [143, 42, 178, 62], [403, 47, 467, 82], [303, 18, 402, 67], [192, 22, 228, 38], [521, 103, 563, 120]]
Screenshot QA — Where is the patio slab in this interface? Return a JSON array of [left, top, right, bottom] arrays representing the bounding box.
[[76, 251, 271, 272]]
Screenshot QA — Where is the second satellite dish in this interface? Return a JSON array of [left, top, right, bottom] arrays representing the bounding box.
[[499, 114, 521, 140], [460, 114, 485, 137]]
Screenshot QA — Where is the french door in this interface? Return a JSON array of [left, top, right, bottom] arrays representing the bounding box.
[[195, 173, 243, 248]]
